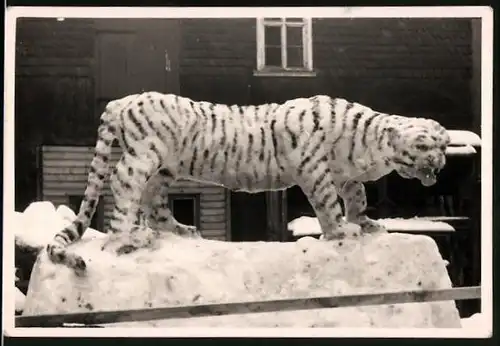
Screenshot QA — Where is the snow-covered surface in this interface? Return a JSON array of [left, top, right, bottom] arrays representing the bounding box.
[[22, 200, 460, 328], [288, 216, 323, 237], [288, 216, 454, 237], [447, 130, 481, 147], [460, 313, 484, 329], [15, 287, 25, 313], [15, 201, 106, 251], [445, 145, 477, 156], [377, 218, 455, 232]]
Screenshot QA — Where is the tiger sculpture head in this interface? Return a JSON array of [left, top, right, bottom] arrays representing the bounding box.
[[389, 118, 451, 187]]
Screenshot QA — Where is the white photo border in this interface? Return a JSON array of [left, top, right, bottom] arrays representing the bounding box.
[[3, 5, 494, 339]]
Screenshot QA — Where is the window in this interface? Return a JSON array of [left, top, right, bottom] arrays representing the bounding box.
[[255, 17, 314, 76], [168, 194, 201, 230]]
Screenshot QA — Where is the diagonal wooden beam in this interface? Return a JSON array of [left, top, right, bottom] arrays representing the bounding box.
[[16, 286, 481, 328]]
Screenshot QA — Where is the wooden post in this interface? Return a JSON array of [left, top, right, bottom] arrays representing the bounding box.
[[225, 190, 232, 241], [35, 145, 43, 201], [16, 286, 481, 327], [281, 190, 288, 242], [265, 191, 287, 242]]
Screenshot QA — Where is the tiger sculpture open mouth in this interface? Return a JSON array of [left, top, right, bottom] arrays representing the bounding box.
[[397, 166, 441, 187]]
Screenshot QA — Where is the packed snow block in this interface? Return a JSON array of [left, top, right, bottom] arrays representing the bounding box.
[[15, 287, 26, 314], [15, 202, 107, 294], [23, 229, 461, 328], [15, 202, 106, 251]]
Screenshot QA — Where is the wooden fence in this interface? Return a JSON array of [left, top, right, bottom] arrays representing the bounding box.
[[16, 286, 481, 327]]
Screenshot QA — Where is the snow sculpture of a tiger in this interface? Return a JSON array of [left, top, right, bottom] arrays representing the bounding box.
[[46, 92, 450, 275]]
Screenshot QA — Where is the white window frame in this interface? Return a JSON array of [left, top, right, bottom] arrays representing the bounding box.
[[255, 17, 315, 77]]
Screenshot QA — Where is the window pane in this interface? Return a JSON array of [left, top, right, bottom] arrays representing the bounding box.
[[265, 46, 282, 67], [172, 198, 195, 226], [265, 25, 281, 46], [264, 17, 282, 21], [286, 26, 303, 47], [285, 17, 305, 23], [286, 46, 304, 68]]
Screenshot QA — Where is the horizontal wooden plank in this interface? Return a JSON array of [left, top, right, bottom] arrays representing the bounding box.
[[201, 214, 226, 223], [43, 173, 215, 189], [44, 174, 90, 183], [15, 286, 482, 327], [41, 189, 114, 197], [43, 152, 94, 161], [200, 221, 226, 231], [201, 193, 226, 202], [200, 200, 226, 209], [43, 167, 91, 175], [43, 151, 121, 161], [200, 209, 225, 217], [43, 160, 97, 168], [44, 181, 88, 190], [43, 146, 97, 153], [201, 230, 226, 237], [43, 181, 223, 196]]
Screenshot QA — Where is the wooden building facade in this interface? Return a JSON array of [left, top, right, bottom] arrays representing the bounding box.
[[15, 17, 480, 242]]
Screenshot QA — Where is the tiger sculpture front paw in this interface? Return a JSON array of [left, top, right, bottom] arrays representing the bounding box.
[[357, 217, 387, 235], [320, 221, 362, 240], [100, 225, 160, 255], [172, 224, 202, 238]]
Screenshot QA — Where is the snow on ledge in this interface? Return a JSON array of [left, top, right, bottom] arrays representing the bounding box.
[[445, 144, 477, 156], [377, 218, 455, 232], [288, 216, 454, 237], [447, 130, 481, 147]]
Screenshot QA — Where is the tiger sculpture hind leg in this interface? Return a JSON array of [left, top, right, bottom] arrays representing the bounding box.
[[98, 142, 165, 256], [138, 168, 200, 238]]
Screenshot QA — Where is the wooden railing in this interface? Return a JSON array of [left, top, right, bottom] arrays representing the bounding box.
[[16, 286, 481, 328]]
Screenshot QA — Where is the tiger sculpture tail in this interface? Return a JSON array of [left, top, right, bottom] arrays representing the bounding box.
[[45, 97, 140, 274]]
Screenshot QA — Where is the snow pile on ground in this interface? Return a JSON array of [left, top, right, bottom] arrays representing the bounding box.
[[288, 216, 454, 237], [14, 202, 106, 314], [21, 202, 461, 328], [15, 270, 25, 313], [15, 201, 106, 251], [460, 313, 484, 329]]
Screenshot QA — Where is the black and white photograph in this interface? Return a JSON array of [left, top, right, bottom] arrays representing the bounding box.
[[4, 6, 493, 338]]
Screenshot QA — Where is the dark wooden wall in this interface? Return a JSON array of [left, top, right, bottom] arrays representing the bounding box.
[[15, 18, 96, 210], [180, 18, 473, 129], [179, 18, 255, 104]]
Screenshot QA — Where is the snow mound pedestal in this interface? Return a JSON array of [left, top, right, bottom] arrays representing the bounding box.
[[23, 229, 461, 328], [15, 202, 105, 252]]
